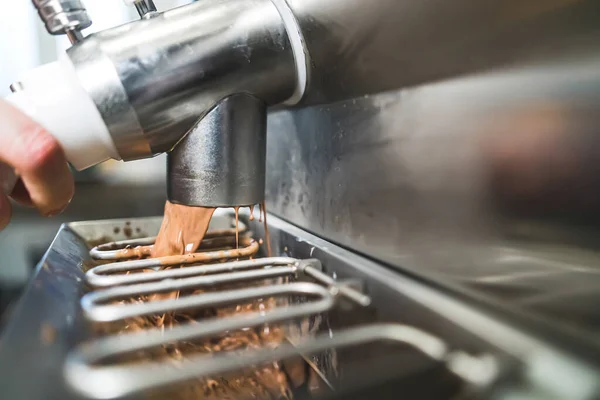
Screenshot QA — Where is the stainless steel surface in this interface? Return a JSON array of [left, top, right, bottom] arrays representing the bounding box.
[[0, 213, 599, 399], [32, 0, 91, 43], [286, 0, 600, 104], [168, 94, 267, 207], [260, 212, 600, 399], [67, 0, 296, 160], [265, 54, 600, 354]]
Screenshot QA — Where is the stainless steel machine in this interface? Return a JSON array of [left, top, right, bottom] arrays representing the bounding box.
[[1, 0, 600, 399]]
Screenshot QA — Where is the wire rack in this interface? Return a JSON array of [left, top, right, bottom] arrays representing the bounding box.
[[65, 222, 499, 399]]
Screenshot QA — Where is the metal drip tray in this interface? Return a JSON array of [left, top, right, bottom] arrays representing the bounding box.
[[0, 210, 598, 399]]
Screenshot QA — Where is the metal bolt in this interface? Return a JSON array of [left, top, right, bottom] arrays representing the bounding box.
[[9, 82, 24, 93]]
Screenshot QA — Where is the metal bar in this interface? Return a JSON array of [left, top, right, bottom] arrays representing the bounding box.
[[65, 323, 498, 399], [83, 267, 299, 322], [91, 235, 244, 261], [86, 237, 259, 288], [86, 256, 292, 288], [301, 260, 372, 306], [65, 29, 84, 44], [83, 282, 332, 351], [89, 237, 156, 260], [89, 222, 248, 260], [87, 256, 371, 306]]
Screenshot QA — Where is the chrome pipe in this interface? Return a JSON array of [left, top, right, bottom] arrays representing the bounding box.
[[83, 276, 304, 322], [32, 0, 91, 43], [67, 0, 296, 161], [167, 94, 267, 207]]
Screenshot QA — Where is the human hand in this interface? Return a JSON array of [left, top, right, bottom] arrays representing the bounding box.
[[0, 99, 74, 229]]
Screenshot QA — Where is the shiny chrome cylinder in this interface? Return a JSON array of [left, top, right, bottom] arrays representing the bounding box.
[[285, 0, 600, 104], [167, 94, 267, 207], [67, 0, 296, 161], [32, 0, 91, 42]]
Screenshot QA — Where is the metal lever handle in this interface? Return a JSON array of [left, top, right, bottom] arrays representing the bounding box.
[[0, 162, 18, 196]]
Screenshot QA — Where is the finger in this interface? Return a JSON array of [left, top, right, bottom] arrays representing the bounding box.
[[0, 101, 74, 216], [9, 179, 34, 207], [0, 194, 12, 230]]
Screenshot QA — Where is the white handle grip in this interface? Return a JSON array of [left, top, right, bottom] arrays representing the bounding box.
[[5, 57, 120, 171]]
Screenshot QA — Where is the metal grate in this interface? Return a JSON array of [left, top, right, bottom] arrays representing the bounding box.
[[66, 222, 498, 399]]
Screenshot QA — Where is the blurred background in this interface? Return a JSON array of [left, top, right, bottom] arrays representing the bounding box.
[[0, 0, 196, 324]]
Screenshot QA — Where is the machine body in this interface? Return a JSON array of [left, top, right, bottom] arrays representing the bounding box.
[[15, 0, 600, 209], [14, 0, 301, 207], [64, 0, 300, 207], [3, 1, 600, 398]]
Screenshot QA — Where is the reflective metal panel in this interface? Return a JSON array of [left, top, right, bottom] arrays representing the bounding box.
[[266, 54, 600, 349]]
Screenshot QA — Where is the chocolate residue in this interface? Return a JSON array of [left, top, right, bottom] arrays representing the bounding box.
[[123, 227, 133, 238], [114, 245, 151, 259], [149, 201, 216, 310], [152, 201, 216, 257], [104, 200, 301, 399], [113, 227, 120, 234]]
